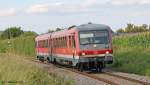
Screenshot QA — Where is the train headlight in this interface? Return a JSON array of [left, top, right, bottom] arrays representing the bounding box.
[[82, 53, 86, 56], [106, 51, 109, 54]]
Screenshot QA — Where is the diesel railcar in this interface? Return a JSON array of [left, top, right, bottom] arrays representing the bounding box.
[[35, 23, 113, 71]]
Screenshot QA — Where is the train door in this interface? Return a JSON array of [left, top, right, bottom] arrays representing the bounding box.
[[48, 35, 53, 62], [71, 34, 77, 66]]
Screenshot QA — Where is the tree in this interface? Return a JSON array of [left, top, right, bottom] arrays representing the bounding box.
[[56, 28, 62, 31], [1, 27, 24, 39], [117, 28, 124, 33], [21, 31, 37, 37], [47, 29, 54, 33], [142, 24, 148, 29], [149, 25, 150, 31], [125, 23, 134, 33]]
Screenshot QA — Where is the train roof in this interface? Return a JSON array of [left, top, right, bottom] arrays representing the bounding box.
[[35, 23, 111, 41], [76, 24, 110, 31], [35, 33, 50, 41]]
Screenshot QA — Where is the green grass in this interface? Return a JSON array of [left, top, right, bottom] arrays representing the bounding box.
[[111, 32, 150, 76], [0, 53, 75, 85], [0, 34, 36, 57], [0, 34, 75, 85]]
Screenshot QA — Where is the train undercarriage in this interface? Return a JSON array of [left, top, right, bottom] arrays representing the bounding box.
[[37, 55, 112, 72]]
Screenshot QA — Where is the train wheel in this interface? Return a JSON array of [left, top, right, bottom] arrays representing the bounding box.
[[97, 68, 102, 72], [79, 63, 84, 72], [53, 58, 56, 64], [40, 58, 44, 62], [77, 63, 83, 72], [77, 63, 80, 71], [38, 56, 44, 62], [47, 57, 51, 63]]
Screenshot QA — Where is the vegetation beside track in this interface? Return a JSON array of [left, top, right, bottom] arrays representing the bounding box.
[[0, 53, 74, 85], [1, 30, 150, 77], [111, 32, 150, 76], [0, 33, 75, 85], [0, 33, 36, 57]]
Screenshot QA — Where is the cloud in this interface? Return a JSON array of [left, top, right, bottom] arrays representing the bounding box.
[[26, 4, 49, 14], [81, 0, 109, 7], [26, 2, 64, 14], [25, 0, 150, 14], [110, 0, 150, 5], [82, 0, 150, 6], [0, 8, 16, 17]]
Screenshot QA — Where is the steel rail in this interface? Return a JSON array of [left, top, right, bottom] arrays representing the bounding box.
[[103, 71, 150, 85]]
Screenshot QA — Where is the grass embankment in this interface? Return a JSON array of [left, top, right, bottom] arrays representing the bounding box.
[[111, 32, 150, 76], [0, 54, 74, 85], [0, 34, 75, 85]]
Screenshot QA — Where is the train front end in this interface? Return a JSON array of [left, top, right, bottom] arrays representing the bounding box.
[[76, 24, 113, 71]]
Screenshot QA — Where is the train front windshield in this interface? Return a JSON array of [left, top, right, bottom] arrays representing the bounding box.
[[79, 30, 109, 50]]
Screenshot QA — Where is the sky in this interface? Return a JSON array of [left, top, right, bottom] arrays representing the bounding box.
[[0, 0, 150, 34]]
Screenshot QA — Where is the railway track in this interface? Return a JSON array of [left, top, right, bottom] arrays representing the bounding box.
[[103, 72, 150, 85], [31, 59, 150, 85]]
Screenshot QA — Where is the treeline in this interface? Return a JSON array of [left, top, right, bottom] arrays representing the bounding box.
[[117, 23, 150, 33], [47, 25, 76, 33], [0, 27, 37, 40], [47, 28, 62, 33]]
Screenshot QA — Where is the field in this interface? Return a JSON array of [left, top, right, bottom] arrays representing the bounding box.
[[0, 32, 150, 79], [0, 34, 75, 85], [111, 32, 150, 76]]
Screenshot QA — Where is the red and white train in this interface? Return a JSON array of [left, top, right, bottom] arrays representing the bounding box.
[[35, 23, 113, 71]]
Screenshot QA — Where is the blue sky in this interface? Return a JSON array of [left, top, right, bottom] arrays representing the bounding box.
[[0, 0, 150, 34]]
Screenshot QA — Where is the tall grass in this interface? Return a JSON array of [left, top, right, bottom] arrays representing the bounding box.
[[0, 54, 74, 85], [112, 32, 150, 76], [0, 35, 36, 57], [0, 34, 75, 85]]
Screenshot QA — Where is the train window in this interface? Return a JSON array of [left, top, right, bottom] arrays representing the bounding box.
[[64, 37, 67, 48], [56, 38, 58, 48], [72, 36, 76, 48], [61, 37, 63, 48], [36, 41, 38, 47], [41, 40, 43, 48], [45, 40, 48, 48], [42, 41, 44, 47], [55, 39, 56, 48], [39, 41, 41, 48], [62, 37, 64, 48], [69, 36, 71, 48], [64, 37, 66, 48], [60, 38, 61, 48], [39, 41, 42, 48], [80, 30, 109, 45], [59, 38, 61, 48], [53, 39, 55, 48], [58, 38, 60, 48], [57, 38, 59, 48]]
